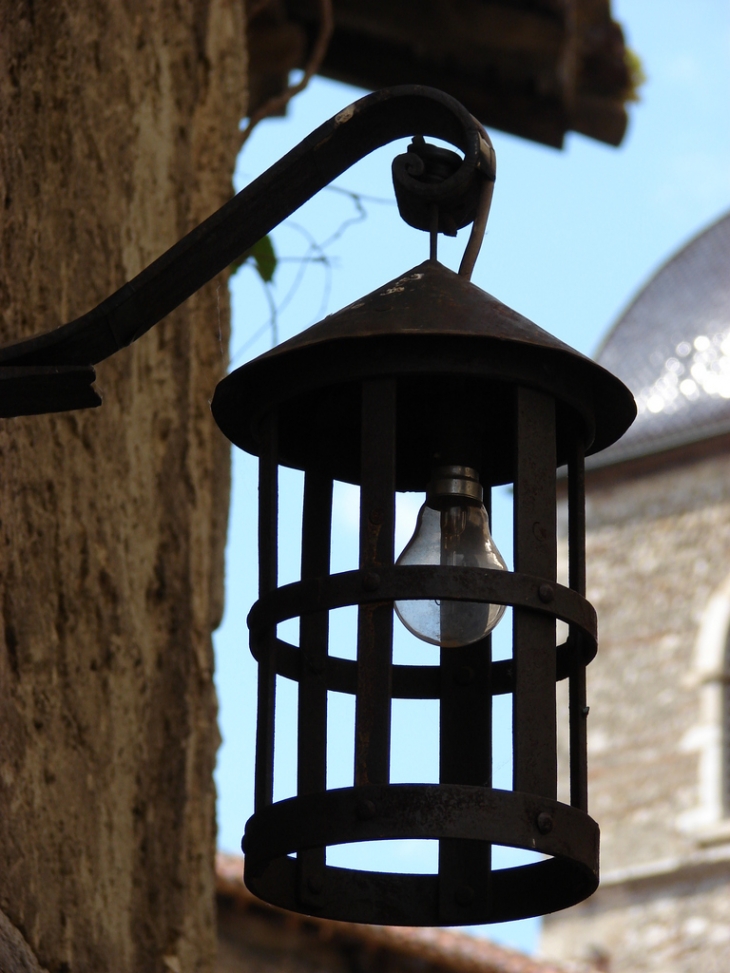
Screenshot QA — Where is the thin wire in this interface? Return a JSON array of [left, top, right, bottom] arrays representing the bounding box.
[[324, 185, 396, 207], [230, 186, 386, 365]]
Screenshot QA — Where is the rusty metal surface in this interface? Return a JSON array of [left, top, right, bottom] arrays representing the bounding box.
[[354, 380, 396, 787], [257, 633, 591, 700], [249, 567, 596, 642], [0, 365, 100, 418], [392, 135, 494, 235], [438, 633, 493, 923], [243, 783, 599, 925], [254, 414, 279, 812], [296, 459, 332, 907], [513, 387, 557, 799], [212, 261, 636, 486], [567, 440, 589, 813]]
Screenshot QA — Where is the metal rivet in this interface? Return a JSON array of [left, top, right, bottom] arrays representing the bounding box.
[[307, 874, 324, 894], [454, 665, 474, 686], [538, 584, 554, 604], [356, 799, 376, 820], [455, 885, 475, 906], [536, 812, 553, 835], [582, 705, 590, 718], [362, 571, 381, 592], [369, 508, 384, 525]]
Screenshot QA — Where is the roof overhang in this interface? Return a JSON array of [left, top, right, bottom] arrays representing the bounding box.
[[247, 0, 634, 149]]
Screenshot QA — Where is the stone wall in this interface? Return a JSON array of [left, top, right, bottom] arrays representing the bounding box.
[[0, 3, 246, 971], [543, 858, 730, 973], [543, 449, 730, 971]]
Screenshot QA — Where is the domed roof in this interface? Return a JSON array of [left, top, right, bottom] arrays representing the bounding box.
[[594, 211, 730, 466]]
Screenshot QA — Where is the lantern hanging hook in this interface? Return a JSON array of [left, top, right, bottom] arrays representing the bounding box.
[[459, 116, 496, 279], [391, 120, 495, 279]]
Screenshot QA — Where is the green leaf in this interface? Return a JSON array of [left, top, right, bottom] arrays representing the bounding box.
[[230, 234, 277, 283]]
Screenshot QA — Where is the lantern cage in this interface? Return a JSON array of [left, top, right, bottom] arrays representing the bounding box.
[[212, 258, 635, 926]]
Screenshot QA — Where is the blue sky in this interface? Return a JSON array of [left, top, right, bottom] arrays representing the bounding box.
[[214, 2, 730, 954]]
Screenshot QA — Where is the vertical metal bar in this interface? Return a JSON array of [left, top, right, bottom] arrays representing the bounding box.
[[254, 411, 278, 811], [438, 628, 492, 923], [297, 460, 333, 904], [513, 387, 557, 799], [568, 437, 588, 812], [354, 379, 396, 787], [298, 467, 333, 795]]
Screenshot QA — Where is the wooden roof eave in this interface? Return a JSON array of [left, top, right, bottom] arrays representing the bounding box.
[[246, 0, 632, 149]]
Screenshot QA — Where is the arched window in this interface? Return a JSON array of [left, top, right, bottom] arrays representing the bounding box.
[[678, 572, 730, 843]]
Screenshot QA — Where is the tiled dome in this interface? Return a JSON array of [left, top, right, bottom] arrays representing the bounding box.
[[595, 211, 730, 466]]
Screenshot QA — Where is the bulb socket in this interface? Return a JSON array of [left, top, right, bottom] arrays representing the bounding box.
[[426, 465, 483, 503]]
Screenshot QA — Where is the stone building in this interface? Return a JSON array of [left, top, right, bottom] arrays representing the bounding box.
[[542, 212, 730, 972]]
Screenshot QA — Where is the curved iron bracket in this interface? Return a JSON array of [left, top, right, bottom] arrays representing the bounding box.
[[0, 85, 495, 417]]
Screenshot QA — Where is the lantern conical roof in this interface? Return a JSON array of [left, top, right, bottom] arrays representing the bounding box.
[[212, 260, 635, 487]]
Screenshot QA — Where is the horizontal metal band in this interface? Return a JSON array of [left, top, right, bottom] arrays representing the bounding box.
[[243, 783, 599, 925], [248, 566, 596, 638], [255, 634, 593, 698], [247, 567, 596, 697]]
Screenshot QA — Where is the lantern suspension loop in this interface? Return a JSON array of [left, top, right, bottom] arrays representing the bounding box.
[[391, 128, 496, 275], [458, 116, 495, 279], [458, 176, 495, 280], [0, 84, 496, 422]]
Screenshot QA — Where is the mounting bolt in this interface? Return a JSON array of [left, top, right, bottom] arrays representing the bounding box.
[[582, 705, 590, 718], [538, 584, 554, 604], [362, 571, 381, 592], [536, 812, 553, 835], [356, 799, 377, 820], [307, 874, 324, 895], [455, 885, 475, 906]]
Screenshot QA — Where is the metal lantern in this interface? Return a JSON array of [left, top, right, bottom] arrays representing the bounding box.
[[0, 82, 636, 929], [211, 255, 635, 924]]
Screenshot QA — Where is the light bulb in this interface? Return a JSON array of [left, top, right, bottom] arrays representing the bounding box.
[[395, 466, 507, 647]]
